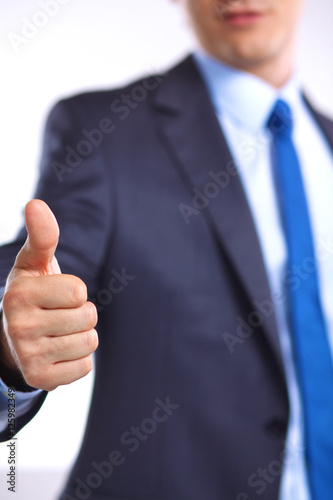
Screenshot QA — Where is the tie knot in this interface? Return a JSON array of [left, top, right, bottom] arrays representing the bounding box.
[[267, 99, 293, 136]]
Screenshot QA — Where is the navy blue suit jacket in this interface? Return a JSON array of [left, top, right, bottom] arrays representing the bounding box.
[[1, 55, 333, 500]]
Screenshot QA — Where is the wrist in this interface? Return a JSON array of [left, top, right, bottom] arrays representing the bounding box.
[[0, 313, 26, 390], [0, 315, 38, 392], [0, 313, 18, 371]]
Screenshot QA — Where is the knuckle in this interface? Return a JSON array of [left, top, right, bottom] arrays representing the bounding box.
[[81, 355, 93, 375], [8, 317, 35, 341], [70, 277, 87, 305], [91, 329, 99, 351], [18, 344, 41, 372], [38, 366, 52, 389], [23, 372, 39, 389], [7, 319, 23, 340], [85, 329, 99, 353], [43, 337, 62, 360], [23, 364, 47, 389], [2, 291, 14, 312], [85, 302, 98, 328], [17, 343, 54, 391], [3, 285, 28, 311], [27, 366, 55, 392]]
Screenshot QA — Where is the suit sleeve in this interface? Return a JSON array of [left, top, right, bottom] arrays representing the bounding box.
[[0, 95, 115, 440], [0, 383, 47, 442]]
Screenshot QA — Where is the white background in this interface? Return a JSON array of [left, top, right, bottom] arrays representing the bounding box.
[[0, 0, 332, 498]]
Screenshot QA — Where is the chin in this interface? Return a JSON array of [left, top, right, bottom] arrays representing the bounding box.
[[213, 38, 280, 69]]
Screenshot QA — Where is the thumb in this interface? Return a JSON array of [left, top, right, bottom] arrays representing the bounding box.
[[15, 199, 61, 275]]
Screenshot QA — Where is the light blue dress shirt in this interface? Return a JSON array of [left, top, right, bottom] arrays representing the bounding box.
[[194, 50, 333, 500]]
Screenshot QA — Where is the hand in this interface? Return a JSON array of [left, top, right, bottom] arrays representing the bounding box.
[[1, 200, 98, 391]]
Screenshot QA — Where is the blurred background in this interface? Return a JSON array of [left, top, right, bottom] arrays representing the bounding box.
[[0, 0, 332, 498]]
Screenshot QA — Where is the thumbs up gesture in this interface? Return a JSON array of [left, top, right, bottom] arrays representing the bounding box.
[[0, 200, 98, 391]]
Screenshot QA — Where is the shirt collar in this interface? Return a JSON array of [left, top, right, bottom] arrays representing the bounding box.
[[193, 50, 302, 133]]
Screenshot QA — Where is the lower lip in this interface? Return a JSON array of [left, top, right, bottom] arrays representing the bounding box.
[[223, 13, 264, 27]]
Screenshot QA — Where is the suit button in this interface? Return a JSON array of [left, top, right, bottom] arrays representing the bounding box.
[[265, 419, 287, 437]]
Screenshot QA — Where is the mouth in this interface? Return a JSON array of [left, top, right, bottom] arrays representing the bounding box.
[[222, 10, 265, 27]]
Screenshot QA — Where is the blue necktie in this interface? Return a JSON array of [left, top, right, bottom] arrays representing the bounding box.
[[268, 99, 333, 500]]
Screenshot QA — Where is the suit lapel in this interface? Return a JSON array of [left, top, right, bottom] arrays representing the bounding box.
[[151, 56, 284, 372]]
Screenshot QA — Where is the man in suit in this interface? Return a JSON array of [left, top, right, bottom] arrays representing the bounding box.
[[1, 0, 333, 498]]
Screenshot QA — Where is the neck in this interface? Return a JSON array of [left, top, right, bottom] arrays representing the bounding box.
[[203, 41, 297, 89], [234, 50, 296, 89]]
